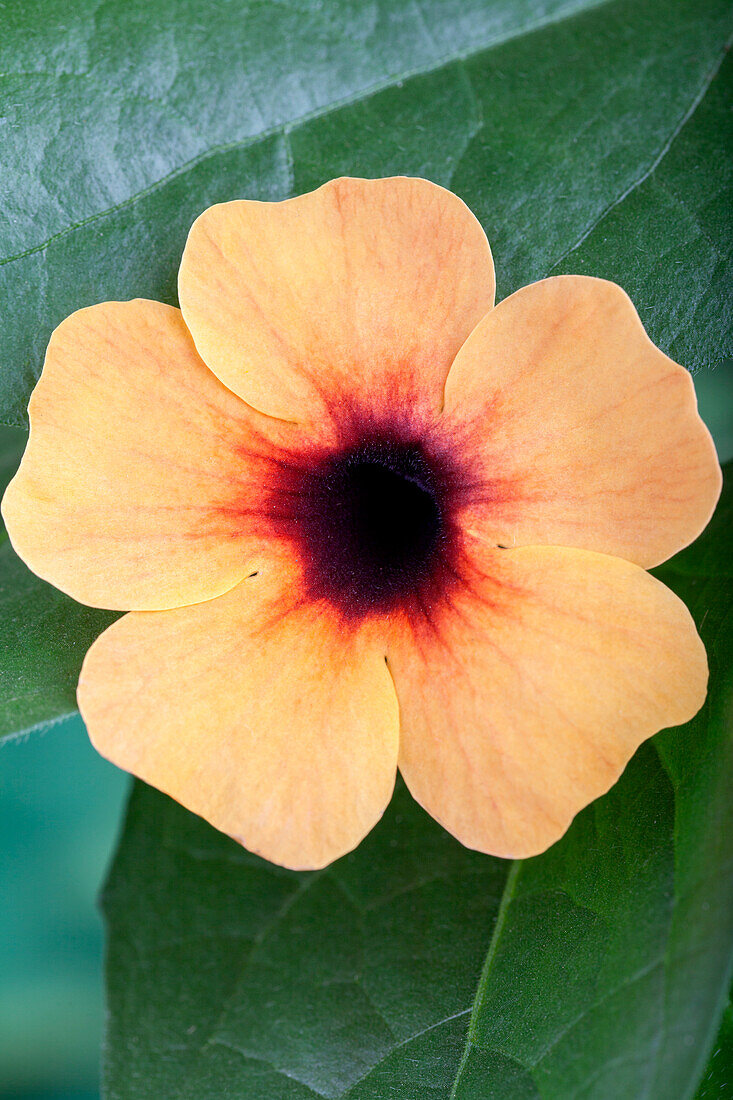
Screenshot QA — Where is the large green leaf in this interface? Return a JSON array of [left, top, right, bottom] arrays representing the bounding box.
[[103, 779, 510, 1098], [0, 426, 25, 532], [1, 0, 731, 742], [1, 0, 731, 427], [0, 427, 117, 743], [0, 0, 595, 259], [0, 0, 598, 427], [450, 471, 733, 1098], [695, 987, 733, 1099], [102, 465, 732, 1097], [0, 540, 117, 743]]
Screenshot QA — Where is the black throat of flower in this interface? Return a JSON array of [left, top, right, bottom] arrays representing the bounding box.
[[274, 432, 456, 620]]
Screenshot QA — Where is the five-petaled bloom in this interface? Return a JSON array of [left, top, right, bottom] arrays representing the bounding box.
[[3, 177, 721, 870]]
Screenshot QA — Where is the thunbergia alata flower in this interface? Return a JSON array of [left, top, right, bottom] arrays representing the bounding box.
[[3, 177, 721, 870]]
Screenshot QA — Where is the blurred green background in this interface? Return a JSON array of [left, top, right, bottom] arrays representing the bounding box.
[[1, 718, 128, 1098], [0, 362, 730, 1097]]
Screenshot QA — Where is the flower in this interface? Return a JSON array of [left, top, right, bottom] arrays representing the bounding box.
[[2, 177, 721, 871]]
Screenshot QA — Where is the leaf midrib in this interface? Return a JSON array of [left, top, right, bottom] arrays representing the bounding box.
[[448, 538, 731, 1100], [544, 31, 733, 276], [448, 860, 522, 1096], [0, 0, 613, 270]]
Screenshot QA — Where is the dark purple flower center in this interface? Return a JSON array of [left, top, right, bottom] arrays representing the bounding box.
[[278, 434, 455, 619]]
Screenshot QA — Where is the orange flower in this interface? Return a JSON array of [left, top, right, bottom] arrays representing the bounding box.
[[3, 177, 721, 870]]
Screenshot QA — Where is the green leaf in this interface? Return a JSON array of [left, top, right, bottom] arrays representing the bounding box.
[[548, 42, 733, 374], [0, 0, 594, 259], [0, 425, 26, 530], [102, 463, 732, 1098], [0, 541, 117, 743], [694, 986, 733, 1099], [450, 468, 733, 1098], [0, 426, 118, 743], [103, 780, 510, 1098], [0, 566, 116, 746], [1, 0, 731, 742], [1, 0, 731, 428], [0, 0, 596, 428]]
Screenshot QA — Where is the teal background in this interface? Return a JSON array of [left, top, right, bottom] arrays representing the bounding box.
[[0, 718, 128, 1098]]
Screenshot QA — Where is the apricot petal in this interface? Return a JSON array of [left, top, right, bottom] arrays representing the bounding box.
[[443, 276, 721, 568], [78, 560, 399, 870], [2, 300, 296, 610], [387, 542, 707, 858], [178, 176, 495, 427]]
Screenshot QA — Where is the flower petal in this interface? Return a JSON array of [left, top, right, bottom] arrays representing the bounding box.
[[78, 558, 399, 870], [178, 177, 494, 426], [2, 299, 298, 610], [387, 542, 707, 859], [442, 276, 721, 568]]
